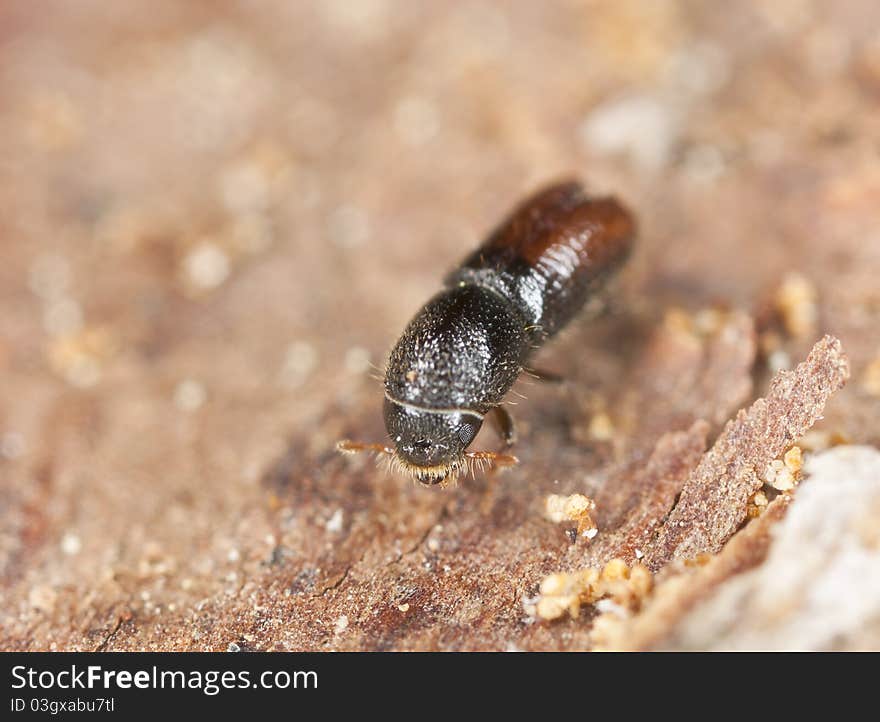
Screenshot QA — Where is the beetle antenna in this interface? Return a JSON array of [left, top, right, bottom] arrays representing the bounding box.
[[336, 440, 395, 457], [463, 450, 518, 470]]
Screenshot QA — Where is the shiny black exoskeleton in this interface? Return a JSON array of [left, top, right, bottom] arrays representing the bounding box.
[[341, 181, 636, 484]]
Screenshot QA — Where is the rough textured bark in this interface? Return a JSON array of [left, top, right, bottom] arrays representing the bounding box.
[[645, 336, 849, 568], [1, 2, 879, 651]]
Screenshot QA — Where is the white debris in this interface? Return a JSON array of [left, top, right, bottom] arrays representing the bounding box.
[[183, 242, 230, 290], [671, 446, 880, 649], [280, 342, 318, 388], [326, 508, 344, 534], [60, 533, 81, 556], [768, 349, 792, 373], [174, 379, 207, 411], [579, 95, 680, 170]]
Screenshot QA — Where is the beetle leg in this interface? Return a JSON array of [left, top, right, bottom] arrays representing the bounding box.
[[489, 406, 518, 447], [464, 449, 518, 470]]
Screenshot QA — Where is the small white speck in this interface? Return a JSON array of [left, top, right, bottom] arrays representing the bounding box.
[[334, 615, 349, 633], [582, 527, 598, 539], [768, 350, 792, 373], [280, 342, 318, 388], [227, 642, 241, 652], [183, 242, 230, 290], [344, 346, 371, 375], [427, 538, 440, 552], [325, 508, 344, 534], [1, 432, 25, 460], [397, 603, 410, 612], [60, 533, 81, 556], [594, 598, 627, 617], [227, 548, 241, 562], [174, 379, 207, 411], [580, 95, 679, 170], [635, 548, 644, 559]]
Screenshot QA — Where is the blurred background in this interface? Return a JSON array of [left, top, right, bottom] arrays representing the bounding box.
[[2, 1, 880, 650]]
